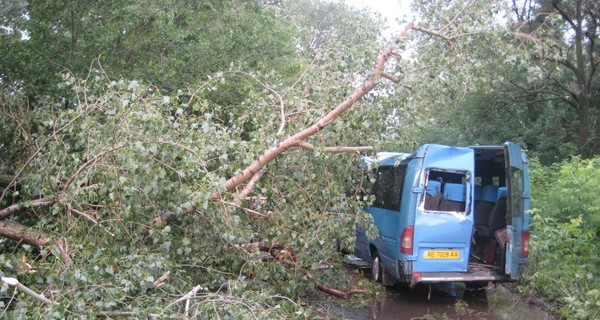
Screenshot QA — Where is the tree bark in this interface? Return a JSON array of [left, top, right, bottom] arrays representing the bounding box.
[[0, 220, 51, 247], [0, 219, 71, 267], [0, 198, 57, 220]]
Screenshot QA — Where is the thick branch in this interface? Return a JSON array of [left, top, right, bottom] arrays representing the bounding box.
[[218, 47, 396, 197], [0, 220, 51, 247], [552, 0, 577, 30], [0, 198, 57, 220], [295, 141, 373, 153], [0, 220, 71, 267]]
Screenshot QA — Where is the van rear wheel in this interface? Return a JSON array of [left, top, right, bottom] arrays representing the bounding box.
[[371, 252, 382, 283]]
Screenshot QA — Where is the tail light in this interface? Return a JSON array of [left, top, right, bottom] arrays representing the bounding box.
[[522, 230, 530, 258], [401, 226, 414, 255]]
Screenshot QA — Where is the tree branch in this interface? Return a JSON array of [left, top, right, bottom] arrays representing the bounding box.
[[66, 203, 99, 225], [0, 220, 51, 247], [1, 276, 55, 305], [552, 0, 577, 30], [231, 71, 287, 136], [235, 241, 366, 299], [214, 44, 401, 199], [411, 25, 452, 42], [236, 167, 266, 204], [381, 72, 401, 83], [62, 145, 125, 193], [315, 283, 367, 299], [439, 0, 476, 32], [294, 141, 373, 153], [0, 198, 57, 220], [0, 219, 71, 267]]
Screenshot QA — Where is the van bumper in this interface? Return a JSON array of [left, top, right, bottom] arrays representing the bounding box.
[[410, 270, 512, 287]]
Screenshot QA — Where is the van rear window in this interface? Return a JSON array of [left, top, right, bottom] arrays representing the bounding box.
[[424, 170, 467, 213]]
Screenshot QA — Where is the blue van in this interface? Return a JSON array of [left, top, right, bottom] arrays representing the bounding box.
[[354, 142, 530, 287]]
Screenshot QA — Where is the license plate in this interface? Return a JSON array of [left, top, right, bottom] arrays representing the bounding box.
[[423, 250, 460, 259]]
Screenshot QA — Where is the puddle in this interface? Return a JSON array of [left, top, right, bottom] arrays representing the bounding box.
[[368, 283, 555, 320]]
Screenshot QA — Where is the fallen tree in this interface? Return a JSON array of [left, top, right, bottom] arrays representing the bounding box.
[[0, 1, 480, 313]]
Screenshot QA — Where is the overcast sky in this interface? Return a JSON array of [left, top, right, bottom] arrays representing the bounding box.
[[345, 0, 414, 34]]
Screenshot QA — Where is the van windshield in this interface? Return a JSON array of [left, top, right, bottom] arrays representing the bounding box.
[[423, 170, 467, 213]]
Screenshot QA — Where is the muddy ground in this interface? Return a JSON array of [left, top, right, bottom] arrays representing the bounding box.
[[327, 267, 556, 320]]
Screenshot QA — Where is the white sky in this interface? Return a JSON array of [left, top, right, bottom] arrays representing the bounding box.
[[345, 0, 414, 34]]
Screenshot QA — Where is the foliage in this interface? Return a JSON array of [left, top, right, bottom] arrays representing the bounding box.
[[2, 0, 599, 317], [0, 74, 381, 317], [524, 157, 600, 319], [0, 0, 300, 97], [0, 0, 392, 316], [403, 0, 599, 163]]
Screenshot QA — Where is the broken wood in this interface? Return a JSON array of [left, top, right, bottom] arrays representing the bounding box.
[[0, 219, 51, 247], [1, 276, 55, 305], [0, 198, 57, 220], [0, 219, 71, 267], [218, 48, 395, 197], [315, 283, 367, 299], [206, 23, 419, 203]]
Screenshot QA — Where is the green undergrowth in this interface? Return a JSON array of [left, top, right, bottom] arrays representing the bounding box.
[[523, 157, 600, 319]]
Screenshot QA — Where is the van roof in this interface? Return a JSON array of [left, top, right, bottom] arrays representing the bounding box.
[[361, 152, 412, 168]]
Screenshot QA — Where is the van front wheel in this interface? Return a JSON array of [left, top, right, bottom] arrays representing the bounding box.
[[371, 252, 382, 283]]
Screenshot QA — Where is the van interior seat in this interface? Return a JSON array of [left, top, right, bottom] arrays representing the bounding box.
[[488, 187, 508, 231], [474, 185, 497, 226], [424, 180, 442, 211], [439, 183, 466, 212]]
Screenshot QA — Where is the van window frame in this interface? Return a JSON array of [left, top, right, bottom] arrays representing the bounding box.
[[420, 168, 471, 215]]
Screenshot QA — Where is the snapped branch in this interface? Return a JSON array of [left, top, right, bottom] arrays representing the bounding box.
[[215, 44, 400, 199], [294, 141, 373, 153]]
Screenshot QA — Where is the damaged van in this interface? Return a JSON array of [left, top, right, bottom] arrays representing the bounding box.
[[354, 142, 530, 287]]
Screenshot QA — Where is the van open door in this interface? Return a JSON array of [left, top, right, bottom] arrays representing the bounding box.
[[412, 145, 475, 274], [504, 142, 530, 279]]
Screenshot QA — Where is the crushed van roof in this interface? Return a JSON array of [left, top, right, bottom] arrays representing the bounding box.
[[361, 152, 412, 168]]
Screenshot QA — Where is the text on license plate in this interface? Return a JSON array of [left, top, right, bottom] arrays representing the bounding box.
[[423, 250, 460, 259]]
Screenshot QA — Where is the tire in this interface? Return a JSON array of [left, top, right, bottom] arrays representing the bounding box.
[[371, 251, 382, 283]]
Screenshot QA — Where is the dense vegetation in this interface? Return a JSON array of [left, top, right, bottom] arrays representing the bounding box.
[[526, 157, 600, 319], [1, 0, 598, 318]]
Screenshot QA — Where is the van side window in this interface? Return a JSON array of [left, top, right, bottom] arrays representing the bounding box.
[[372, 165, 407, 211], [424, 170, 468, 213]]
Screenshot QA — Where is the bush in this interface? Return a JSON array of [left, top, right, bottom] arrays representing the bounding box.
[[524, 157, 600, 319], [0, 76, 372, 318]]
